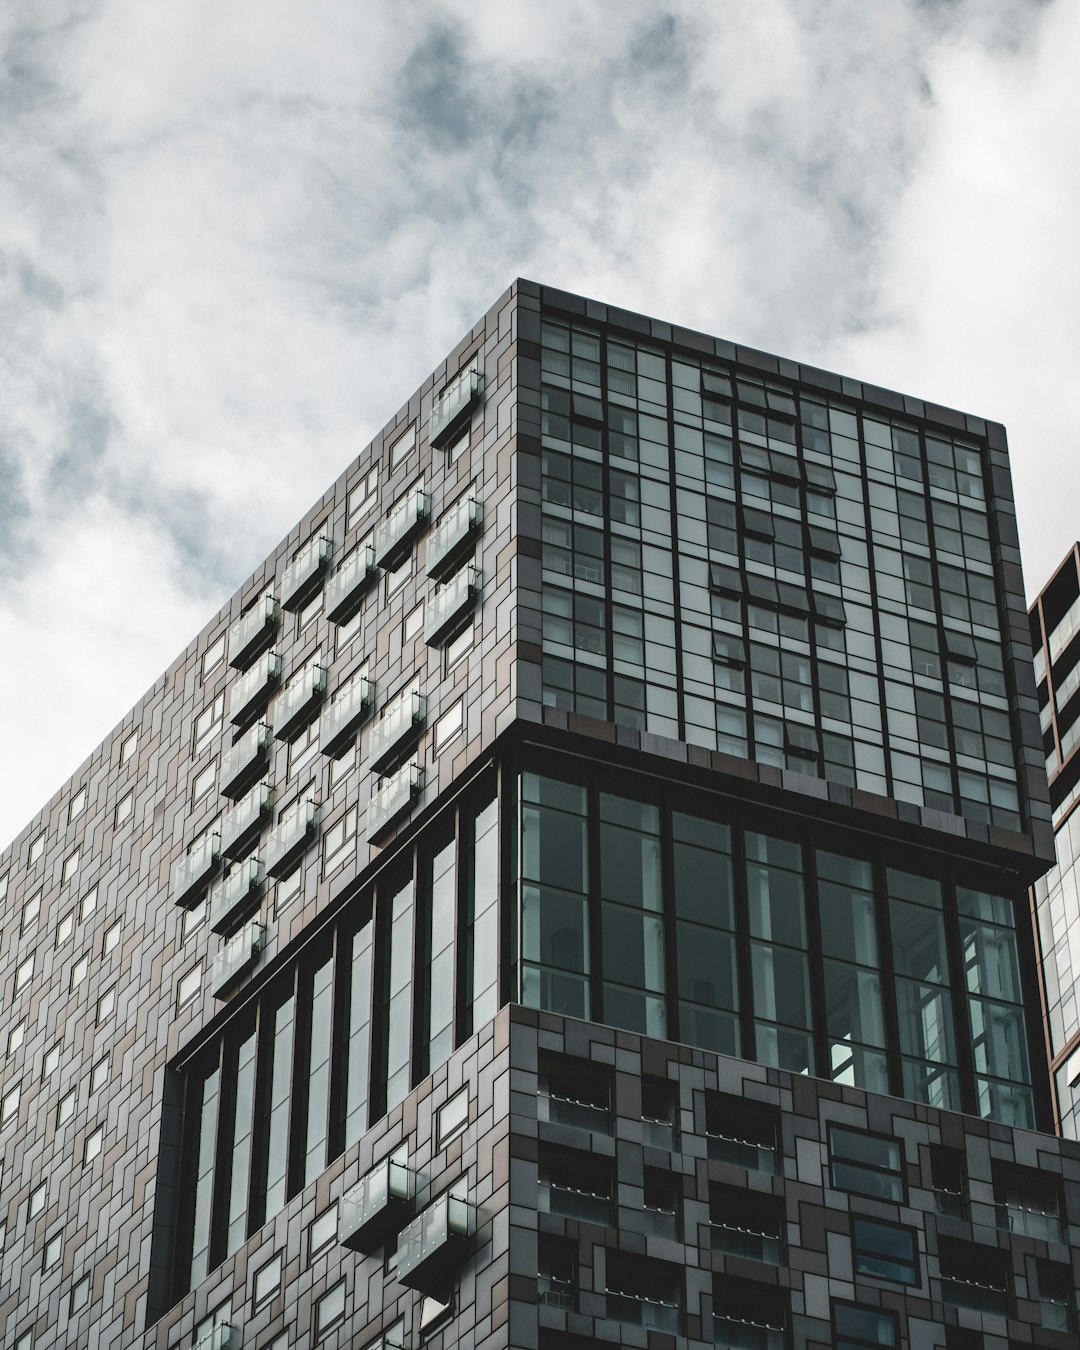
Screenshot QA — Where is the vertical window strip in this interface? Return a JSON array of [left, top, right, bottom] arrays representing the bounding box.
[[343, 922, 373, 1150], [468, 796, 500, 1034]]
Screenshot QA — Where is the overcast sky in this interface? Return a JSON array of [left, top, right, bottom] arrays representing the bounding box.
[[1, 0, 1077, 850]]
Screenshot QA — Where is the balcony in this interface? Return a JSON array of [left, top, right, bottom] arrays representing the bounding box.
[[210, 857, 264, 935], [539, 1093, 610, 1135], [641, 1115, 676, 1150], [424, 566, 479, 646], [228, 651, 283, 728], [368, 763, 422, 841], [319, 675, 375, 758], [396, 1190, 472, 1291], [172, 831, 221, 909], [711, 1223, 781, 1264], [264, 798, 319, 878], [429, 365, 482, 448], [713, 1317, 785, 1350], [941, 1275, 1008, 1317], [273, 663, 328, 741], [373, 484, 430, 571], [219, 782, 273, 859], [537, 1276, 573, 1312], [642, 1206, 679, 1241], [193, 1328, 236, 1350], [228, 595, 279, 671], [368, 689, 426, 773], [538, 1182, 610, 1226], [995, 1202, 1064, 1244], [707, 1132, 777, 1174], [281, 534, 332, 611], [605, 1292, 679, 1334], [425, 494, 483, 581], [220, 722, 272, 799], [212, 920, 266, 997], [325, 543, 377, 624], [339, 1153, 414, 1253], [932, 1189, 967, 1221]]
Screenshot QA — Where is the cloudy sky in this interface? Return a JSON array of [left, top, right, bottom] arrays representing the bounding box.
[[1, 0, 1077, 849]]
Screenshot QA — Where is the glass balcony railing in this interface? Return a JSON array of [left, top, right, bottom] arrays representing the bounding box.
[[539, 1093, 610, 1134], [210, 858, 264, 935], [212, 920, 266, 997], [281, 534, 332, 610], [537, 1276, 573, 1312], [538, 1182, 610, 1226], [373, 485, 430, 570], [424, 566, 478, 645], [340, 1155, 413, 1252], [173, 831, 221, 908], [1040, 1298, 1071, 1332], [713, 1316, 785, 1350], [643, 1206, 679, 1241], [429, 365, 482, 448], [219, 782, 273, 858], [220, 721, 272, 798], [707, 1133, 776, 1174], [711, 1223, 781, 1264], [368, 763, 422, 840], [426, 495, 482, 580], [941, 1276, 1008, 1317], [396, 1191, 472, 1289], [996, 1202, 1064, 1244], [319, 675, 375, 758], [274, 664, 327, 740], [229, 651, 283, 727], [605, 1292, 679, 1334], [641, 1116, 676, 1150], [193, 1327, 236, 1350], [325, 543, 377, 624], [228, 595, 279, 671], [368, 690, 426, 772], [932, 1189, 967, 1221], [264, 798, 319, 878]]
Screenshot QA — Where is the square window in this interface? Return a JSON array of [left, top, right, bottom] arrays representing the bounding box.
[[177, 965, 202, 1009], [62, 850, 80, 885], [308, 1204, 338, 1262], [435, 700, 463, 751], [114, 791, 134, 827], [202, 633, 227, 678], [852, 1217, 918, 1284], [83, 1126, 103, 1165], [97, 987, 116, 1024], [833, 1302, 898, 1349], [315, 1281, 346, 1337], [120, 730, 138, 764], [102, 922, 121, 956], [80, 887, 98, 921], [69, 786, 88, 822], [438, 1088, 469, 1148], [90, 1056, 109, 1094], [253, 1253, 282, 1310], [56, 1091, 75, 1126], [28, 833, 45, 866], [70, 1274, 91, 1314]]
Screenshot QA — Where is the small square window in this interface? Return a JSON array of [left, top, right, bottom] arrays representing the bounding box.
[[97, 987, 116, 1024], [114, 791, 134, 827], [80, 887, 98, 921], [83, 1126, 104, 1165], [315, 1280, 346, 1337], [71, 956, 89, 991], [202, 633, 227, 678], [21, 890, 41, 933], [191, 761, 217, 807], [69, 787, 88, 822], [404, 602, 424, 641], [120, 730, 138, 764], [2, 1086, 20, 1123], [435, 700, 464, 751], [308, 1204, 338, 1262], [28, 1183, 47, 1218], [446, 623, 473, 670], [90, 1056, 109, 1094], [253, 1252, 282, 1310], [42, 1232, 62, 1270], [7, 1021, 26, 1056], [62, 849, 80, 885], [70, 1274, 91, 1314], [56, 912, 75, 947], [389, 422, 416, 471], [28, 833, 45, 866], [177, 965, 202, 1010], [42, 1044, 61, 1079], [102, 922, 121, 956], [15, 955, 34, 993], [438, 1087, 469, 1148], [56, 1091, 76, 1127]]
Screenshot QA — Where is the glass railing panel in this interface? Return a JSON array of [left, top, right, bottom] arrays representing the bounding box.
[[707, 1133, 776, 1174], [941, 1277, 1008, 1317], [340, 1157, 413, 1247], [220, 722, 272, 797], [713, 1316, 785, 1350], [426, 495, 482, 579], [274, 664, 327, 738], [212, 920, 266, 997], [396, 1191, 472, 1284], [220, 782, 273, 857], [710, 1224, 781, 1264], [537, 1276, 573, 1311], [229, 651, 283, 726], [430, 367, 482, 447], [424, 566, 478, 645], [368, 691, 426, 771], [643, 1207, 678, 1240], [210, 858, 264, 934], [605, 1293, 679, 1334], [319, 675, 375, 755], [281, 534, 332, 609], [641, 1116, 676, 1150], [932, 1189, 967, 1221], [996, 1203, 1063, 1243], [228, 595, 279, 670], [539, 1182, 610, 1226], [368, 763, 422, 839], [264, 798, 318, 877], [373, 486, 430, 570], [194, 1328, 236, 1350], [325, 544, 376, 624], [540, 1094, 610, 1134], [173, 831, 221, 907], [1040, 1299, 1071, 1331]]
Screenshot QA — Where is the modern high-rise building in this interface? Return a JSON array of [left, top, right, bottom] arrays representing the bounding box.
[[0, 279, 1076, 1350], [1029, 546, 1080, 1138]]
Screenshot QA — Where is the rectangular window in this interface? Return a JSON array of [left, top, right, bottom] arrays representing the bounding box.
[[833, 1303, 898, 1349], [348, 465, 379, 531], [851, 1217, 918, 1284], [829, 1126, 904, 1202]]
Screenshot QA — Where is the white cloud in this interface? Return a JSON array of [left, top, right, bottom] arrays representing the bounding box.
[[0, 0, 1075, 847]]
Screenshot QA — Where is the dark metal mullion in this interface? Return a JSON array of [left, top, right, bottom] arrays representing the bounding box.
[[172, 1059, 206, 1300], [244, 996, 269, 1236]]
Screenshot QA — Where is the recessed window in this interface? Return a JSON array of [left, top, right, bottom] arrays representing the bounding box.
[[833, 1302, 898, 1349], [438, 1087, 469, 1148], [852, 1218, 918, 1285], [829, 1126, 905, 1202], [2, 1086, 20, 1123], [315, 1281, 346, 1338], [388, 422, 416, 471], [15, 955, 34, 994], [420, 1294, 453, 1336], [202, 633, 227, 678], [120, 730, 138, 764], [308, 1204, 338, 1262], [28, 1183, 46, 1218], [114, 791, 134, 827], [83, 1126, 104, 1165], [348, 465, 379, 532], [70, 1274, 91, 1313], [7, 1021, 26, 1056], [446, 623, 473, 669], [28, 833, 45, 866], [81, 887, 98, 921], [435, 699, 463, 751], [71, 956, 89, 990], [97, 987, 116, 1024], [42, 1044, 61, 1079], [193, 694, 225, 755], [177, 965, 202, 1010], [182, 900, 206, 941], [62, 849, 80, 885], [447, 427, 470, 463], [56, 1091, 75, 1126], [191, 761, 217, 807], [15, 1333, 31, 1350], [404, 602, 424, 641], [69, 787, 88, 822], [323, 806, 358, 875], [90, 1055, 109, 1094], [56, 911, 75, 947], [102, 921, 121, 956], [21, 890, 41, 933], [253, 1253, 282, 1310], [0, 874, 7, 903], [42, 1232, 62, 1271], [275, 866, 303, 917], [385, 556, 412, 598]]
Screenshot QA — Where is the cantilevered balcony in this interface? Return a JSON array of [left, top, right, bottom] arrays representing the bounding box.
[[396, 1189, 471, 1291], [219, 782, 273, 859], [373, 485, 430, 571], [210, 857, 264, 935], [228, 595, 279, 671], [220, 722, 272, 799], [193, 1328, 236, 1350], [173, 831, 221, 909], [212, 920, 266, 998], [264, 798, 319, 878], [424, 566, 478, 645], [368, 689, 426, 774], [429, 365, 482, 449], [425, 494, 482, 581], [325, 543, 377, 624], [228, 651, 283, 728], [319, 675, 375, 758], [274, 663, 328, 741], [339, 1151, 414, 1253], [369, 763, 422, 840], [281, 534, 332, 611]]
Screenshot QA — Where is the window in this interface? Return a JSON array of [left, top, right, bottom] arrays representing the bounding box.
[[447, 426, 470, 462], [704, 1091, 778, 1171], [833, 1303, 898, 1349], [97, 987, 116, 1024], [385, 555, 412, 597], [709, 1182, 782, 1262], [90, 1055, 109, 1093], [298, 590, 323, 633], [69, 786, 88, 821], [315, 1280, 346, 1337], [308, 1204, 338, 1262], [177, 965, 202, 1010], [2, 1086, 19, 1123], [15, 955, 34, 994], [323, 806, 358, 874], [70, 1274, 91, 1313], [438, 1088, 469, 1148], [28, 1183, 46, 1218], [348, 465, 379, 531], [7, 1021, 25, 1056], [42, 1232, 62, 1270], [42, 1043, 61, 1079], [28, 832, 45, 866], [84, 1126, 104, 1165], [102, 921, 121, 956], [81, 886, 98, 921], [446, 622, 473, 669], [120, 730, 138, 763], [114, 791, 134, 827], [851, 1218, 918, 1284], [388, 422, 415, 471], [829, 1126, 904, 1201], [71, 955, 89, 990], [194, 693, 225, 754], [939, 1236, 1009, 1316], [202, 633, 227, 678], [435, 699, 463, 751], [191, 761, 217, 806], [253, 1253, 282, 1310], [21, 890, 41, 933], [403, 601, 424, 641], [56, 911, 75, 947], [56, 1091, 75, 1126], [182, 900, 206, 941]]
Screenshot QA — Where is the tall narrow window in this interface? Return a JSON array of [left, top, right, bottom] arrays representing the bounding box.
[[747, 832, 813, 1074], [302, 954, 335, 1186], [378, 872, 414, 1114], [259, 991, 295, 1225], [342, 919, 373, 1150], [224, 1027, 257, 1256], [467, 793, 499, 1034], [420, 830, 456, 1077], [187, 1065, 221, 1289], [818, 851, 887, 1093], [673, 812, 737, 1054], [600, 794, 665, 1037]]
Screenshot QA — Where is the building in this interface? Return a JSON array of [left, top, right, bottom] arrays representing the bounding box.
[[0, 278, 1075, 1350], [1030, 546, 1080, 1137]]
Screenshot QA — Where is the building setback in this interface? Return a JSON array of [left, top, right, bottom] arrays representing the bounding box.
[[0, 279, 1075, 1350]]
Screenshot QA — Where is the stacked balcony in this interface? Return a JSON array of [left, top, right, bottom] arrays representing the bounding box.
[[373, 485, 430, 571], [429, 365, 482, 449], [229, 651, 283, 729], [319, 675, 375, 758], [219, 781, 273, 859], [172, 831, 221, 909], [265, 797, 319, 878], [425, 494, 482, 581], [368, 689, 426, 774], [339, 1151, 414, 1253], [368, 763, 422, 841], [274, 663, 328, 741], [212, 920, 267, 998], [325, 543, 377, 625], [281, 534, 332, 611], [424, 566, 479, 646], [220, 722, 272, 799], [193, 1328, 236, 1350], [396, 1189, 472, 1291], [210, 857, 264, 935], [228, 595, 279, 671]]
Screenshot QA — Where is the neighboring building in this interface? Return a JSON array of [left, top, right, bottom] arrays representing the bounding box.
[[1030, 546, 1080, 1137], [0, 279, 1073, 1350]]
